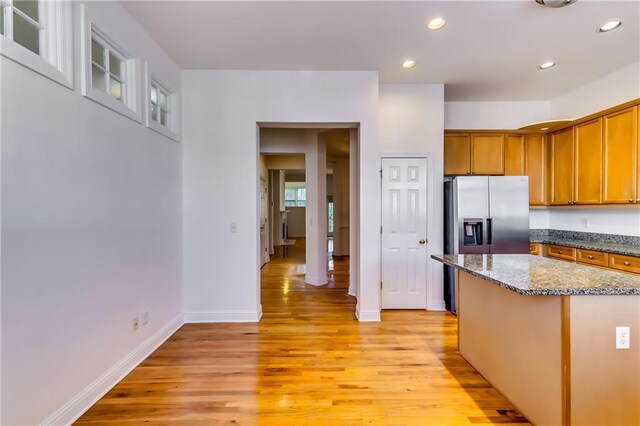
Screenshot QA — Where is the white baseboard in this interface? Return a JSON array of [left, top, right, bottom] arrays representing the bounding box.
[[356, 308, 381, 322], [305, 275, 328, 286], [41, 315, 183, 426], [184, 310, 262, 323], [428, 299, 447, 311]]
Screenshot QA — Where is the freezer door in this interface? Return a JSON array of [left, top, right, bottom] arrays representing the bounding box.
[[456, 177, 490, 254], [488, 176, 530, 254]]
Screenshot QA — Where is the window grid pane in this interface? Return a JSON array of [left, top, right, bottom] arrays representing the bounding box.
[[0, 6, 5, 36], [109, 52, 122, 79], [13, 11, 40, 55], [284, 188, 295, 201], [14, 0, 39, 22], [110, 79, 122, 102], [91, 64, 106, 92], [91, 39, 105, 67]]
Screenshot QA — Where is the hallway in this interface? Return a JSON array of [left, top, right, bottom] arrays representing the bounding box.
[[76, 240, 528, 425]]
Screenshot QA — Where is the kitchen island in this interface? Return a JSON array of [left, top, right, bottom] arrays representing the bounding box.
[[432, 254, 640, 426]]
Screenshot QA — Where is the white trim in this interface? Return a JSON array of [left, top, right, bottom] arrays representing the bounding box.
[[429, 300, 446, 311], [144, 62, 180, 142], [356, 308, 381, 322], [41, 315, 183, 426], [0, 0, 73, 88], [184, 310, 262, 323], [304, 274, 329, 286], [79, 6, 141, 123]]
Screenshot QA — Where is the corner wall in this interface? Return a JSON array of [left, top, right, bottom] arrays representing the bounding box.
[[379, 84, 446, 310], [1, 2, 183, 424], [182, 70, 380, 322]]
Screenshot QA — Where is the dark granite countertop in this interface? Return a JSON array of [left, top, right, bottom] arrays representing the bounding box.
[[530, 236, 640, 258], [432, 254, 640, 296]]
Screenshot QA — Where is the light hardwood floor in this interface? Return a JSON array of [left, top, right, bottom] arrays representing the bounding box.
[[76, 239, 529, 425]]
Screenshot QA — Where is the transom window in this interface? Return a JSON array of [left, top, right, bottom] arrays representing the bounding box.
[[0, 0, 44, 55], [150, 83, 169, 127], [285, 183, 306, 207], [91, 32, 126, 102]]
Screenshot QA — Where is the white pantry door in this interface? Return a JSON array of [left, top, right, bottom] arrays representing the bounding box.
[[381, 158, 428, 309]]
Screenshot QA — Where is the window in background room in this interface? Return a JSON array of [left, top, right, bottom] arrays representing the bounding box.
[[328, 198, 334, 233], [284, 182, 306, 207]]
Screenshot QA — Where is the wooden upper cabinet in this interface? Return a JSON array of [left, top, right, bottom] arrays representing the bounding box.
[[525, 134, 547, 206], [637, 107, 640, 203], [550, 127, 574, 205], [603, 106, 638, 204], [574, 118, 603, 204], [505, 135, 525, 176], [471, 134, 505, 175], [444, 134, 471, 175]]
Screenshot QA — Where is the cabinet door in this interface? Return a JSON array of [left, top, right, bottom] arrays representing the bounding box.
[[471, 134, 505, 175], [574, 118, 602, 204], [550, 127, 574, 205], [603, 106, 638, 204], [505, 135, 525, 175], [525, 134, 547, 206], [444, 134, 471, 175]]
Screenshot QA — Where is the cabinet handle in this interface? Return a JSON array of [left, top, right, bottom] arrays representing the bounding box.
[[636, 199, 640, 203], [567, 201, 572, 205], [558, 250, 562, 254], [588, 255, 594, 259], [629, 199, 634, 203], [624, 261, 631, 266]]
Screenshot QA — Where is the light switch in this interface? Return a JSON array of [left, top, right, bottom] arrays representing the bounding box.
[[230, 222, 238, 233]]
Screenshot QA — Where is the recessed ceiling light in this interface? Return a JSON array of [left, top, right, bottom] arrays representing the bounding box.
[[403, 59, 417, 69], [538, 61, 556, 70], [540, 127, 549, 131], [535, 0, 576, 8], [428, 17, 446, 30], [598, 21, 622, 32]]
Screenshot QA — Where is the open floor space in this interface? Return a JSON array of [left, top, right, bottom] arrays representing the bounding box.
[[76, 241, 528, 425]]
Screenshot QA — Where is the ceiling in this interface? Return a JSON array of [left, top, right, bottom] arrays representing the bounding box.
[[122, 1, 639, 101]]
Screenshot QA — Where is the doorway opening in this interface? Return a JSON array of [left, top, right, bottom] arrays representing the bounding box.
[[257, 125, 359, 318]]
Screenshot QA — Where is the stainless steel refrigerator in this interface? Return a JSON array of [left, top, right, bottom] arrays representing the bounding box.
[[443, 176, 530, 313]]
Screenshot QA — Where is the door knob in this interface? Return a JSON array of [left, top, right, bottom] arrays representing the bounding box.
[[419, 239, 426, 245], [624, 261, 631, 266]]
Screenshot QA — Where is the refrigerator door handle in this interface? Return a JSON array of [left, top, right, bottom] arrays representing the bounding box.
[[487, 217, 493, 246]]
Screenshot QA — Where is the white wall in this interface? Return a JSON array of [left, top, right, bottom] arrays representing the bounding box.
[[529, 209, 550, 230], [182, 70, 380, 321], [379, 84, 446, 310], [444, 101, 551, 129], [549, 209, 640, 237], [1, 2, 183, 424], [550, 61, 640, 119], [286, 207, 306, 238]]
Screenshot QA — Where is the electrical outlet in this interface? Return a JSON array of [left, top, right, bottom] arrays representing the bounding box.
[[581, 217, 588, 229], [230, 222, 237, 233], [142, 311, 149, 326], [133, 317, 140, 331], [616, 326, 630, 349]]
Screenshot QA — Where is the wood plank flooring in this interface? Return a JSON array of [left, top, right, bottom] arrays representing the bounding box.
[[76, 239, 530, 425]]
